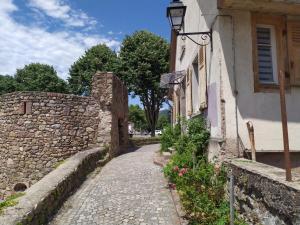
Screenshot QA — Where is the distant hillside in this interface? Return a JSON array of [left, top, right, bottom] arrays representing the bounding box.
[[159, 109, 170, 117]]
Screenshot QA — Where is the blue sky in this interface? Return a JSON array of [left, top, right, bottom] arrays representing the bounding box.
[[0, 0, 171, 107]]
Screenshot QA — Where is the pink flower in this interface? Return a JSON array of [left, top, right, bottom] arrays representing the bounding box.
[[173, 166, 179, 172], [178, 172, 183, 177], [180, 168, 188, 175]]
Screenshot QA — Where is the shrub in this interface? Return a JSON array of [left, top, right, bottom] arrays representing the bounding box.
[[160, 122, 181, 152], [163, 116, 247, 225], [187, 118, 210, 156]]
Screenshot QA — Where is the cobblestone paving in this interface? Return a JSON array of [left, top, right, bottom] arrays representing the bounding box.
[[49, 144, 181, 225]]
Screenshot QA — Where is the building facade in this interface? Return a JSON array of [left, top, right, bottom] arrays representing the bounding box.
[[168, 0, 300, 163]]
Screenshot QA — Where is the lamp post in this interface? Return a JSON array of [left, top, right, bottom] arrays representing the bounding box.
[[166, 0, 213, 51]]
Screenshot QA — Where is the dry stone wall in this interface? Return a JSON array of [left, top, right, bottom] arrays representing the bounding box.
[[230, 159, 300, 225], [0, 72, 128, 198]]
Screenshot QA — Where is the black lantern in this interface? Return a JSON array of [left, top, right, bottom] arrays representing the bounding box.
[[166, 0, 213, 51], [166, 0, 186, 31]]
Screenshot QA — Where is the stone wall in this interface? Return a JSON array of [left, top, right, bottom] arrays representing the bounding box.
[[0, 72, 128, 198], [0, 147, 109, 225], [230, 159, 300, 225], [91, 73, 129, 157]]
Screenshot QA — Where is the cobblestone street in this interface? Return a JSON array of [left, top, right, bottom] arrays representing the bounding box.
[[49, 144, 181, 225]]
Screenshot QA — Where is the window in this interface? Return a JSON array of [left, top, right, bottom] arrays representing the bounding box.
[[252, 14, 286, 92], [256, 25, 278, 84]]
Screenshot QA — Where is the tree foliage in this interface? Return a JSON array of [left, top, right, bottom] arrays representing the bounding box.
[[129, 104, 148, 131], [15, 63, 68, 93], [68, 44, 118, 95], [157, 114, 170, 130], [118, 31, 169, 136], [0, 75, 18, 95]]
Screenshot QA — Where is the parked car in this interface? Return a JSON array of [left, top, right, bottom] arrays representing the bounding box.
[[142, 131, 149, 135], [155, 130, 162, 136]]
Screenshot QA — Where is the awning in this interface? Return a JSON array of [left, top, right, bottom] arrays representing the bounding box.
[[218, 0, 300, 15], [160, 71, 186, 89]]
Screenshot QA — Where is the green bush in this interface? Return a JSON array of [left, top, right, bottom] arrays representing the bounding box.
[[163, 116, 247, 225], [130, 137, 161, 147], [187, 118, 210, 156], [160, 122, 181, 152]]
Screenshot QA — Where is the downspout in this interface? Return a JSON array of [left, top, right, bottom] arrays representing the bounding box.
[[169, 30, 178, 125], [170, 30, 178, 73]]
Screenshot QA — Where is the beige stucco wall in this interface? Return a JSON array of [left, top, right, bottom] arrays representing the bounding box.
[[174, 0, 300, 154], [232, 11, 300, 151], [176, 0, 223, 139]]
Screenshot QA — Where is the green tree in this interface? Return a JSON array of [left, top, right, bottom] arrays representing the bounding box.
[[118, 31, 169, 136], [68, 44, 118, 95], [157, 114, 170, 130], [129, 104, 148, 131], [0, 75, 18, 95], [15, 63, 68, 93]]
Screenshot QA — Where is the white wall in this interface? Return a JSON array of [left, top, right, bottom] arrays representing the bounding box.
[[175, 0, 300, 152], [176, 0, 223, 139]]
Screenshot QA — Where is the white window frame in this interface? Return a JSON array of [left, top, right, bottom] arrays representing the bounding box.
[[256, 24, 278, 84]]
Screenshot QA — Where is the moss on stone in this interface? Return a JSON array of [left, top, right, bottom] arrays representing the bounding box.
[[0, 192, 25, 214], [53, 160, 65, 169]]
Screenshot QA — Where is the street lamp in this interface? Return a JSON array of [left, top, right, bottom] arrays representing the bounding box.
[[166, 0, 213, 51], [166, 0, 186, 32]]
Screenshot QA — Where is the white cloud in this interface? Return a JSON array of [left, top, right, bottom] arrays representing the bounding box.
[[28, 0, 97, 28], [0, 0, 17, 13], [0, 0, 120, 79]]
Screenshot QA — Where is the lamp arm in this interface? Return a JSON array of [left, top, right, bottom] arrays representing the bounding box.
[[176, 30, 213, 51]]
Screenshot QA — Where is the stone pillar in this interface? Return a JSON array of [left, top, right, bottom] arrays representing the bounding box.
[[91, 72, 129, 157]]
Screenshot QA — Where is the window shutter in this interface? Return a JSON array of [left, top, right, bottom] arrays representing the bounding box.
[[186, 67, 193, 116], [256, 26, 276, 83], [173, 93, 177, 122], [288, 21, 300, 86], [198, 46, 207, 110]]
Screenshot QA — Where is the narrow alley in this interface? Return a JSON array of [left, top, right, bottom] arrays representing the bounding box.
[[49, 144, 181, 225]]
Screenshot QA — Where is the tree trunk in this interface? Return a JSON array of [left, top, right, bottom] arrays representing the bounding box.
[[140, 87, 164, 138]]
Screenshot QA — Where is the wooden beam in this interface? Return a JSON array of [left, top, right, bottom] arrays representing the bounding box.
[[279, 71, 292, 182], [219, 0, 300, 15]]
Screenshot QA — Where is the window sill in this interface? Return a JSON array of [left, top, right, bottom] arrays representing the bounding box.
[[254, 83, 279, 93], [254, 83, 291, 93]]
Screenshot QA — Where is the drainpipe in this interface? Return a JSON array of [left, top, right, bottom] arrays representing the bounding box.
[[170, 30, 178, 73], [230, 171, 235, 225], [169, 30, 178, 126]]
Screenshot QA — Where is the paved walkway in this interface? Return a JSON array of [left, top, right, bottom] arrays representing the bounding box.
[[49, 144, 181, 225]]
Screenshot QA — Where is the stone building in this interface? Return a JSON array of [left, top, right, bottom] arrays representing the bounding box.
[[0, 72, 128, 198]]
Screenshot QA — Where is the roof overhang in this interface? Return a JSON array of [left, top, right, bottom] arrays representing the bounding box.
[[218, 0, 300, 15]]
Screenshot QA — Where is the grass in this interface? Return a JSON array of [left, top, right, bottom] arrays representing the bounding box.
[[130, 136, 161, 147], [130, 136, 161, 141], [0, 192, 25, 214]]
